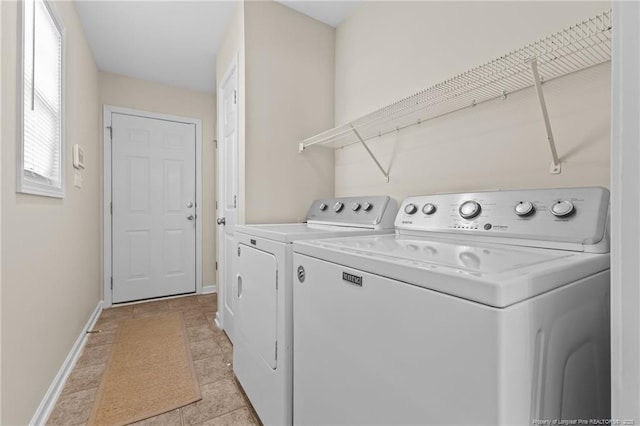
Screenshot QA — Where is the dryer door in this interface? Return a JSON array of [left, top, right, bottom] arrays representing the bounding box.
[[236, 243, 278, 369]]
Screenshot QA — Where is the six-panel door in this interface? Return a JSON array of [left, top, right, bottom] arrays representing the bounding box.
[[112, 112, 196, 303]]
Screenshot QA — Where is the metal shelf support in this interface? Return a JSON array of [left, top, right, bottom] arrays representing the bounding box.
[[351, 126, 390, 182], [528, 58, 562, 174]]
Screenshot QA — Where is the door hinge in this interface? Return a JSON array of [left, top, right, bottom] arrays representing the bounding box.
[[215, 261, 218, 271], [107, 126, 112, 140], [275, 341, 278, 361], [110, 277, 113, 290], [110, 202, 112, 215], [215, 201, 218, 210], [233, 90, 237, 105], [214, 139, 217, 148], [234, 195, 237, 208]]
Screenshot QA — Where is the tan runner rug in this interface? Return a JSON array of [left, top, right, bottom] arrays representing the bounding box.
[[87, 312, 201, 425]]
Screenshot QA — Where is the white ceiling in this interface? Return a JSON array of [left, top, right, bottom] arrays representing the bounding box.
[[75, 1, 361, 95], [275, 1, 361, 27]]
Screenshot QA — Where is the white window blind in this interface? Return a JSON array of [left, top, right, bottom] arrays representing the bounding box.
[[19, 0, 64, 197]]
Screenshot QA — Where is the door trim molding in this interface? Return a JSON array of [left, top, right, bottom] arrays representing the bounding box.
[[103, 105, 203, 307]]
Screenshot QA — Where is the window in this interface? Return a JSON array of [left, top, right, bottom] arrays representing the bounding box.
[[18, 0, 64, 197]]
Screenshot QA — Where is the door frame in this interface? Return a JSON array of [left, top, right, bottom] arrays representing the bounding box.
[[611, 2, 640, 418], [102, 105, 203, 307]]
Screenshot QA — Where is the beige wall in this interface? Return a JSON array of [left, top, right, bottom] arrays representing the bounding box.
[[334, 1, 611, 200], [243, 0, 334, 223], [1, 1, 100, 424], [98, 72, 217, 288], [215, 0, 335, 225]]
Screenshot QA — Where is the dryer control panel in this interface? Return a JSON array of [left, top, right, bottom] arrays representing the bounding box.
[[306, 196, 398, 230], [395, 187, 609, 252]]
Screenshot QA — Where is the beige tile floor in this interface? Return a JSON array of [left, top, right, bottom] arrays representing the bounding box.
[[47, 294, 261, 426]]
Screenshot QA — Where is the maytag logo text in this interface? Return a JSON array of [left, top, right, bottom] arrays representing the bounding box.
[[342, 272, 363, 286]]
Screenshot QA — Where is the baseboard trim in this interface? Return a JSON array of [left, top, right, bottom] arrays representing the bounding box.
[[30, 301, 104, 426], [202, 284, 217, 294]]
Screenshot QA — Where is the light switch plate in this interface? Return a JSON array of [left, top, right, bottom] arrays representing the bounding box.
[[73, 144, 85, 169], [74, 169, 83, 188]]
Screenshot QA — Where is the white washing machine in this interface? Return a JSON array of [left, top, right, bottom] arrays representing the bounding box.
[[293, 187, 610, 426], [232, 196, 398, 426]]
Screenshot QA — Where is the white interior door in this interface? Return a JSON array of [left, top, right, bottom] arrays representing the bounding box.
[[111, 112, 196, 303], [217, 57, 239, 341]]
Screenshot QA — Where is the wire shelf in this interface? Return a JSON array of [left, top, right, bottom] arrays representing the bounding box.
[[299, 10, 612, 152]]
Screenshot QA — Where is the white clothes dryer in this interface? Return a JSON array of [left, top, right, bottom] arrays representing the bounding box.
[[232, 196, 398, 426], [292, 187, 610, 426]]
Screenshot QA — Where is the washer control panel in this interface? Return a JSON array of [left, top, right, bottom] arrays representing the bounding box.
[[395, 187, 609, 250], [306, 196, 398, 229]]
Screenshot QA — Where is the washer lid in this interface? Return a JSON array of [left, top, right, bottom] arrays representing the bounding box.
[[293, 234, 610, 308], [235, 223, 393, 243]]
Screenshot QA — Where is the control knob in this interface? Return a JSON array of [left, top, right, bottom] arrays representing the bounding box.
[[333, 201, 344, 213], [352, 202, 361, 211], [459, 200, 481, 219], [319, 202, 327, 211], [514, 201, 535, 217], [422, 203, 437, 215], [404, 203, 418, 215], [363, 202, 373, 212], [551, 200, 575, 218]]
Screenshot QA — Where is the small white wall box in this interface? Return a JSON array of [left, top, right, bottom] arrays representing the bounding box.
[[73, 144, 85, 169]]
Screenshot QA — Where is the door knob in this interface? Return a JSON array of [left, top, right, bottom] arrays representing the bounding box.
[[187, 215, 195, 221], [186, 201, 194, 208], [217, 217, 226, 225]]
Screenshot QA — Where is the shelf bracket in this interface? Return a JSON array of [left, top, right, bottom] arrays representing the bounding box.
[[528, 58, 561, 174], [351, 125, 390, 182]]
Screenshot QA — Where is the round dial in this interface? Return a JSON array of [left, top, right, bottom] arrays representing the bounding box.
[[319, 202, 328, 211], [404, 203, 418, 215], [363, 202, 373, 211], [551, 200, 575, 218], [422, 203, 437, 215], [459, 200, 482, 219], [333, 201, 344, 213], [514, 201, 535, 217], [352, 202, 361, 211]]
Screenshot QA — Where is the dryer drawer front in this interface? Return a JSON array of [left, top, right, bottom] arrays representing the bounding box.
[[236, 244, 278, 369], [293, 253, 501, 426]]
